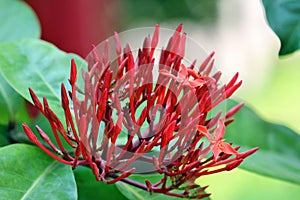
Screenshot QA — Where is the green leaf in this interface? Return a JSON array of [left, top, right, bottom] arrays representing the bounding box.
[[224, 100, 300, 185], [116, 174, 211, 200], [0, 0, 41, 125], [262, 0, 300, 55], [0, 0, 40, 43], [123, 0, 218, 25], [0, 74, 23, 124], [0, 125, 10, 147], [0, 144, 77, 200], [74, 166, 126, 200], [0, 39, 86, 118]]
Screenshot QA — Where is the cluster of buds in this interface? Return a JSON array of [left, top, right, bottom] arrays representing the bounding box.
[[22, 24, 258, 199]]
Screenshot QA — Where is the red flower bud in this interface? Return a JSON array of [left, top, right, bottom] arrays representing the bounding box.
[[22, 24, 257, 199]]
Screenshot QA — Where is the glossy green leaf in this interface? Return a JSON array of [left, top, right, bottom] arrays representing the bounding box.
[[224, 100, 300, 185], [0, 0, 40, 43], [262, 0, 300, 55], [116, 174, 211, 200], [0, 144, 77, 200], [74, 166, 126, 200], [0, 39, 86, 118], [0, 0, 40, 125]]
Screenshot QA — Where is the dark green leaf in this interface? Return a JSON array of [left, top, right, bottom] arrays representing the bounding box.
[[0, 144, 77, 200], [262, 0, 300, 55], [123, 0, 218, 26], [0, 125, 10, 147], [0, 39, 86, 118], [224, 100, 300, 185], [116, 174, 211, 200], [0, 0, 40, 43], [74, 166, 126, 200], [0, 134, 9, 147]]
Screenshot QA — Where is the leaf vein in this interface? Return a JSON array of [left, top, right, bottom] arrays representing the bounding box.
[[20, 161, 57, 200]]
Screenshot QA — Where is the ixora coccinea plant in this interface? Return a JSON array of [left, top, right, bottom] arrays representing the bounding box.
[[22, 24, 258, 199]]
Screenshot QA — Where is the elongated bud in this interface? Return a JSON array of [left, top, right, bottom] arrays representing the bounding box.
[[114, 32, 122, 56], [199, 51, 215, 73], [225, 102, 244, 119], [238, 147, 259, 158], [225, 80, 242, 98], [151, 24, 159, 49], [69, 59, 77, 86], [91, 163, 101, 181], [22, 123, 38, 143], [61, 83, 69, 108], [29, 88, 43, 111], [36, 125, 61, 154], [176, 23, 183, 32], [226, 72, 239, 90], [226, 159, 243, 171]]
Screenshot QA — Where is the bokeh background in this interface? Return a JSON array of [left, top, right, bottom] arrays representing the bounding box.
[[24, 0, 300, 199]]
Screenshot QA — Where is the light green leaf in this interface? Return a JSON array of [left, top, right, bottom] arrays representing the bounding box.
[[0, 0, 41, 125], [74, 166, 126, 200], [224, 100, 300, 185], [0, 39, 86, 118], [262, 0, 300, 55], [0, 144, 77, 200], [116, 174, 211, 200], [0, 0, 40, 43]]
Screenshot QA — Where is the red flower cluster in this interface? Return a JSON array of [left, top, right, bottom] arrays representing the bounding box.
[[23, 24, 258, 199]]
